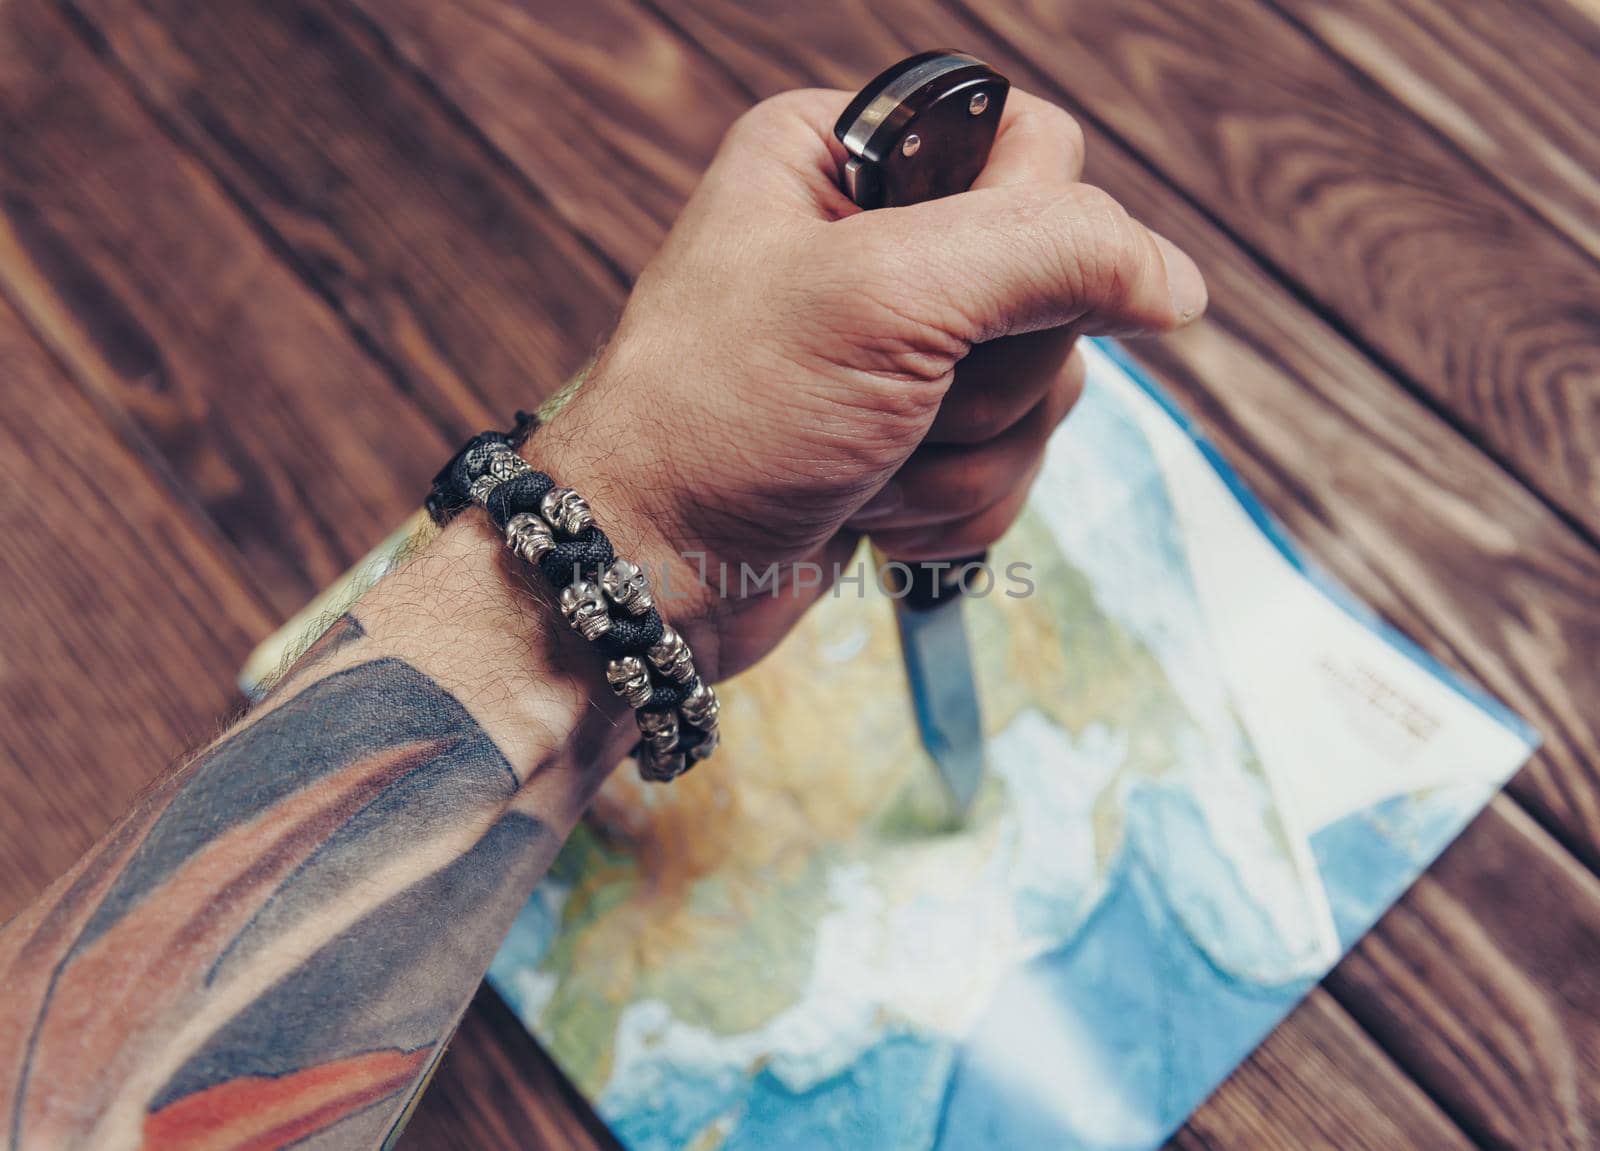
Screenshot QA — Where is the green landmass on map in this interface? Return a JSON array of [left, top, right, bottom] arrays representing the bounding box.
[[529, 508, 1292, 1106]]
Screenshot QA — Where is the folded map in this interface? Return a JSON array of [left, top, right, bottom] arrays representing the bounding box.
[[245, 339, 1537, 1151]]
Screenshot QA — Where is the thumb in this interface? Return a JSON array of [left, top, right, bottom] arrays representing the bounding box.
[[843, 182, 1208, 343]]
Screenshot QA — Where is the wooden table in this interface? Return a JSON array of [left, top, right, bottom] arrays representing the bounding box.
[[1, 1, 1595, 1147]]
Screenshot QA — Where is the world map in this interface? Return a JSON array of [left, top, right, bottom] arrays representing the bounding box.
[[473, 340, 1536, 1151]]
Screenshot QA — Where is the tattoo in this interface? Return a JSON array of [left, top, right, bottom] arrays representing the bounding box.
[[272, 613, 366, 695], [0, 653, 552, 1149], [296, 611, 367, 669]]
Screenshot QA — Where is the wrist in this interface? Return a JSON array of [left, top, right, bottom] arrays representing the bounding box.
[[353, 514, 638, 830], [521, 376, 726, 682]]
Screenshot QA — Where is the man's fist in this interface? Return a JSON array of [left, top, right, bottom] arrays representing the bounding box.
[[529, 87, 1206, 681]]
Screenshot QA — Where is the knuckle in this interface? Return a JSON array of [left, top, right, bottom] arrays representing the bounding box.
[[1062, 181, 1124, 222], [1059, 184, 1139, 305], [1001, 183, 1124, 316], [863, 372, 948, 438]]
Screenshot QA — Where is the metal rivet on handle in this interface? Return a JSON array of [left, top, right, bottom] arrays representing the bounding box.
[[901, 133, 921, 157], [968, 91, 989, 116]]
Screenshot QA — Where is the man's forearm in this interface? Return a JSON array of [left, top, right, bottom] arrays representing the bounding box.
[[0, 516, 631, 1150]]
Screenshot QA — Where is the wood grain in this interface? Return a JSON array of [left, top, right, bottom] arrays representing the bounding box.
[[956, 0, 1600, 534], [1326, 798, 1600, 1150], [346, 0, 745, 280], [63, 0, 625, 436], [399, 987, 618, 1151], [0, 289, 269, 919], [1168, 991, 1475, 1151], [1273, 0, 1600, 265], [351, 0, 1600, 1142], [0, 0, 453, 613]]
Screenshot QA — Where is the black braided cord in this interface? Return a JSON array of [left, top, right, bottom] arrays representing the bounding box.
[[426, 410, 540, 524], [428, 418, 709, 774]]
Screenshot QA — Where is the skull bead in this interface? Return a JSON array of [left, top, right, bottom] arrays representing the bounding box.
[[486, 451, 531, 483], [605, 655, 654, 709], [638, 744, 687, 783], [636, 707, 680, 755], [558, 580, 612, 641], [646, 626, 696, 685], [680, 681, 720, 729], [686, 726, 720, 762], [601, 559, 654, 616], [504, 512, 556, 564], [469, 473, 500, 506], [540, 487, 594, 536]]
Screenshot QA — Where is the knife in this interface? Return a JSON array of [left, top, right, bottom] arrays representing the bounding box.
[[834, 52, 1010, 819]]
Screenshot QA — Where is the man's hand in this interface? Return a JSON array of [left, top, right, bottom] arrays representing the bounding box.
[[534, 88, 1206, 679]]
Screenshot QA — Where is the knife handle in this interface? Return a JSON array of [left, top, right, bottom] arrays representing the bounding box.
[[834, 52, 1009, 211], [835, 53, 1010, 610]]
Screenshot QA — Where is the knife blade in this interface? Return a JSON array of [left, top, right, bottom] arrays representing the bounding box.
[[886, 558, 987, 816], [834, 52, 1010, 818]]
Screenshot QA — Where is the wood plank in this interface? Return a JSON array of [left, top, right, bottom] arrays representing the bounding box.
[[1272, 0, 1600, 266], [61, 0, 625, 435], [1326, 797, 1600, 1150], [346, 0, 1600, 1141], [0, 289, 269, 920], [1167, 991, 1474, 1151], [343, 0, 746, 280], [400, 987, 617, 1151], [666, 0, 1600, 542], [0, 0, 455, 613]]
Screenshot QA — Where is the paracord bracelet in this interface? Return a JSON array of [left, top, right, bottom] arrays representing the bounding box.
[[427, 420, 719, 782]]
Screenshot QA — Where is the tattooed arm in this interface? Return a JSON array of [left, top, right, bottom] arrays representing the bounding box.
[[0, 515, 640, 1150], [0, 88, 1200, 1149]]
